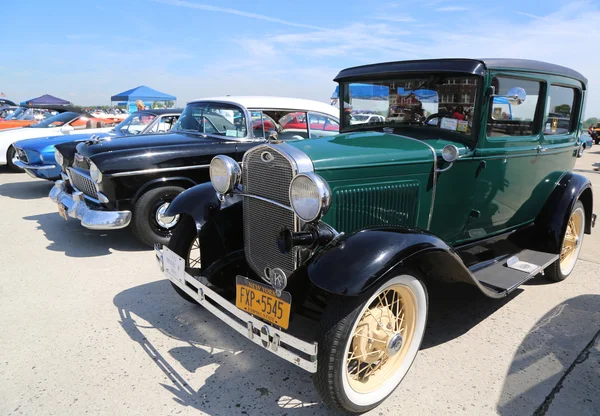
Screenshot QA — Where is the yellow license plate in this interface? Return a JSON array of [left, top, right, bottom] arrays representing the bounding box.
[[58, 203, 68, 221], [236, 276, 291, 329]]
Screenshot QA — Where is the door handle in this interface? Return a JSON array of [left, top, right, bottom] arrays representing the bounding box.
[[537, 145, 548, 153]]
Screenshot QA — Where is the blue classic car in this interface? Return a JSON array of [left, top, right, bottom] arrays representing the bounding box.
[[13, 109, 181, 180]]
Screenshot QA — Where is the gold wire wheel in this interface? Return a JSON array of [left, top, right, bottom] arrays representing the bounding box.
[[187, 237, 201, 269], [559, 207, 584, 275], [346, 284, 417, 394]]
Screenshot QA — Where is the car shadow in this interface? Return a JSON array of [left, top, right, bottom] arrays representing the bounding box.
[[113, 280, 332, 415], [0, 165, 25, 174], [496, 294, 600, 415], [23, 212, 149, 257], [0, 179, 53, 200], [421, 281, 521, 350]]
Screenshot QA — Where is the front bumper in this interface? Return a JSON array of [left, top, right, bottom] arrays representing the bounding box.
[[49, 180, 132, 230], [154, 244, 318, 373], [13, 159, 59, 179]]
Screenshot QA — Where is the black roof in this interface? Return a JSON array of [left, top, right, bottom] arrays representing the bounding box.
[[334, 58, 587, 85], [134, 108, 183, 116]]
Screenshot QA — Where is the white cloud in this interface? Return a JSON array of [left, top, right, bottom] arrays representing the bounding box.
[[153, 0, 328, 30], [435, 6, 470, 12], [373, 16, 415, 23], [513, 11, 544, 19]]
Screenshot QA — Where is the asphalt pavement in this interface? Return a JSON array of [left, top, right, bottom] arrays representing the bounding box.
[[0, 151, 598, 416]]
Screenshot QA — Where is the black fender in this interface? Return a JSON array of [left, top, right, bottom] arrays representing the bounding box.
[[166, 183, 244, 272], [535, 172, 593, 254], [131, 176, 197, 204], [165, 182, 221, 229], [306, 227, 505, 299]]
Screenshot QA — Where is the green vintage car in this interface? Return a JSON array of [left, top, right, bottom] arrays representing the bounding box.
[[155, 59, 596, 413]]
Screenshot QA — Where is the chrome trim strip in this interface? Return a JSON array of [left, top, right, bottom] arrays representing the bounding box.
[[235, 192, 294, 212], [108, 164, 210, 177], [155, 246, 318, 373]]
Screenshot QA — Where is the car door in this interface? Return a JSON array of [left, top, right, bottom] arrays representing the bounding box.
[[464, 74, 546, 240], [535, 80, 582, 197]]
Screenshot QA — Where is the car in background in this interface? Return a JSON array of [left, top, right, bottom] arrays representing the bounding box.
[[1, 109, 118, 172], [49, 96, 339, 247], [350, 113, 385, 125], [12, 109, 182, 181], [0, 106, 58, 129], [0, 106, 18, 120], [580, 133, 593, 156]]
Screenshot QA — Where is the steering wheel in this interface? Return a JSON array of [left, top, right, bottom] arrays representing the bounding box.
[[425, 112, 452, 127]]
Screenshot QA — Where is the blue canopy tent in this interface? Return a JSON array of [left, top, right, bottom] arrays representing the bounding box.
[[20, 94, 71, 106], [110, 86, 176, 111]]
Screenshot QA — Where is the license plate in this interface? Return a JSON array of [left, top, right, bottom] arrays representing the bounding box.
[[163, 247, 185, 285], [236, 276, 291, 329], [58, 203, 68, 221]]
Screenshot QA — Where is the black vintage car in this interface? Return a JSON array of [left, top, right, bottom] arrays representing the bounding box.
[[49, 96, 340, 246]]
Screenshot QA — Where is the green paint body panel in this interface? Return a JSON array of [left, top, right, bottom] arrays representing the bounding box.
[[287, 68, 585, 246]]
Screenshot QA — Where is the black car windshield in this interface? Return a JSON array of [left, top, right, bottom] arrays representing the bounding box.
[[114, 113, 156, 135], [28, 112, 79, 128], [338, 74, 480, 137], [173, 102, 247, 138]]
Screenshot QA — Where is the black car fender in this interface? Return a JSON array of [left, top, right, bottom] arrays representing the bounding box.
[[165, 182, 222, 229], [131, 176, 197, 203], [306, 227, 505, 299], [535, 172, 593, 254]]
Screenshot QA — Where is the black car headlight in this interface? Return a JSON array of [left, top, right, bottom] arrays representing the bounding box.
[[210, 155, 241, 194], [289, 173, 331, 222]]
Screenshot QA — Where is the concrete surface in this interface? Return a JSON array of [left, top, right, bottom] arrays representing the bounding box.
[[0, 150, 599, 416]]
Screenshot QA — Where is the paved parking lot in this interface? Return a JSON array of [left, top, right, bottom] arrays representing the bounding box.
[[1, 152, 599, 416]]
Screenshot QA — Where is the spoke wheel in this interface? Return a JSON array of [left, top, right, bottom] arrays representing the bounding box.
[[314, 273, 427, 413], [559, 205, 584, 276], [187, 236, 201, 270], [544, 200, 585, 282], [345, 284, 416, 394]]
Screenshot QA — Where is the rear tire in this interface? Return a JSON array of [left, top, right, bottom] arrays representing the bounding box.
[[313, 272, 428, 414], [167, 216, 201, 304], [131, 186, 185, 247], [544, 201, 585, 282], [6, 146, 24, 173]]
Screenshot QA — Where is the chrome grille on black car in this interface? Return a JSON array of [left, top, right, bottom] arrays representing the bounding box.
[[15, 148, 28, 163], [243, 145, 298, 283], [67, 168, 99, 200]]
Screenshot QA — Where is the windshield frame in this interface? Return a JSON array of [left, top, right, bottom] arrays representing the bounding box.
[[338, 73, 484, 143], [113, 112, 157, 136]]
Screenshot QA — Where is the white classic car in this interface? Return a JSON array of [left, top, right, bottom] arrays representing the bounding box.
[[1, 110, 115, 171]]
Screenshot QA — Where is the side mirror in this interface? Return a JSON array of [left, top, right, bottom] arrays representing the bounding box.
[[506, 87, 527, 105], [60, 125, 75, 134]]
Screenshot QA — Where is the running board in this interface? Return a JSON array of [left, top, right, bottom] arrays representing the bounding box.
[[472, 250, 558, 293]]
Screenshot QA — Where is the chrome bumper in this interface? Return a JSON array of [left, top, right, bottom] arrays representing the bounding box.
[[13, 159, 56, 170], [49, 180, 132, 230], [154, 244, 318, 373]]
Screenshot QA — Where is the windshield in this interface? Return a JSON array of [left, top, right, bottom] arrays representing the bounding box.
[[28, 112, 79, 128], [114, 113, 156, 135], [173, 102, 247, 138], [5, 107, 27, 120], [339, 74, 479, 137]]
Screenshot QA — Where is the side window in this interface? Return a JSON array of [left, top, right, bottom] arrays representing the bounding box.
[[251, 111, 277, 139], [307, 113, 339, 138], [487, 77, 541, 138], [544, 85, 576, 135]]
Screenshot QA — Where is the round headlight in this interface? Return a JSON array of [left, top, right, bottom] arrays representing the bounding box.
[[289, 173, 331, 222], [89, 161, 102, 184], [209, 155, 241, 194], [442, 144, 459, 163], [54, 149, 64, 166]]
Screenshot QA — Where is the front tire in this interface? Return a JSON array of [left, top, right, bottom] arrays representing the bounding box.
[[131, 186, 185, 247], [314, 273, 428, 414], [167, 216, 201, 304], [544, 200, 585, 282], [6, 146, 24, 173]]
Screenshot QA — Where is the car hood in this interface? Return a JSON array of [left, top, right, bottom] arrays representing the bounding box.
[[14, 132, 116, 152], [0, 127, 63, 148], [76, 131, 232, 158]]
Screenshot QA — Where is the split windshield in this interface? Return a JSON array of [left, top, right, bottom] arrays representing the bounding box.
[[173, 102, 247, 138], [338, 74, 480, 137]]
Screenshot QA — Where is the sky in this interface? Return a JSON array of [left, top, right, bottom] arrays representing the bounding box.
[[1, 0, 599, 116]]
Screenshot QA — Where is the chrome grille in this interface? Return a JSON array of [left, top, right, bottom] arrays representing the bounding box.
[[243, 145, 297, 282], [15, 148, 28, 163], [68, 168, 98, 200]]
